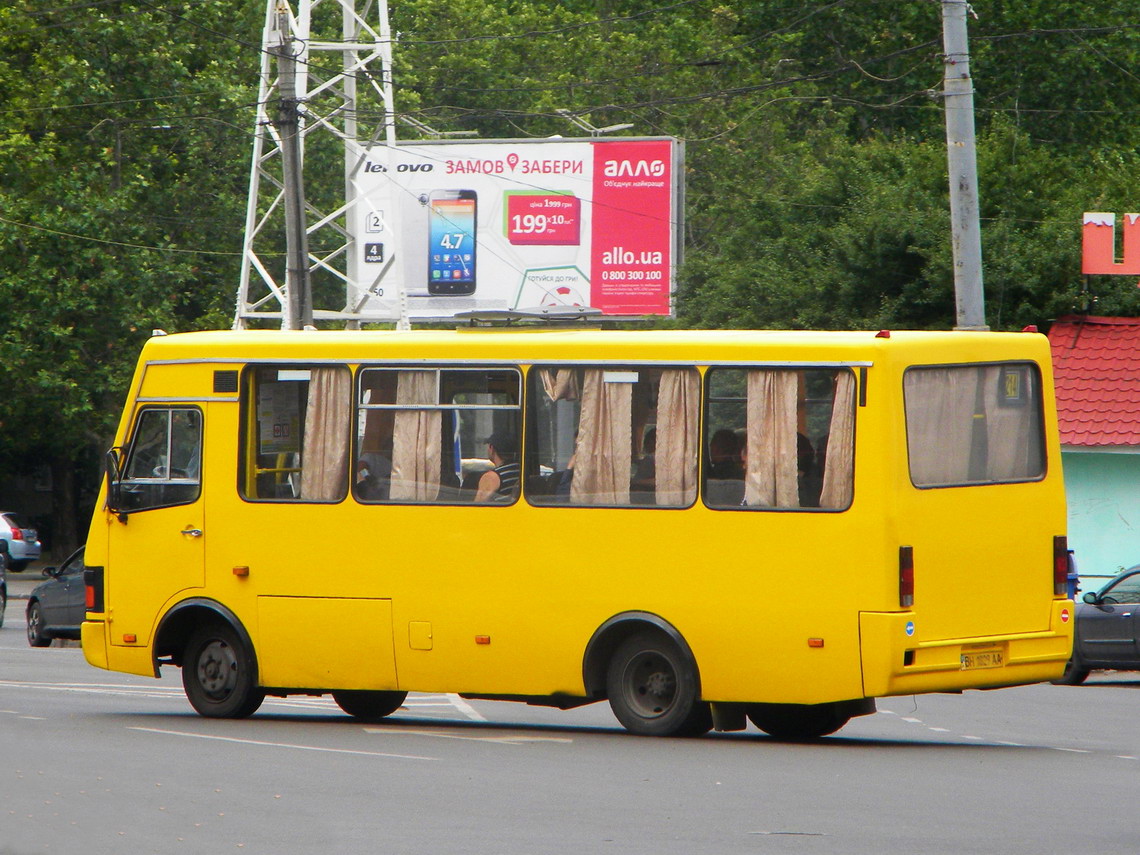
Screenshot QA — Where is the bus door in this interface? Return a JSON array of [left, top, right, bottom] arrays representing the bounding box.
[[106, 406, 205, 648]]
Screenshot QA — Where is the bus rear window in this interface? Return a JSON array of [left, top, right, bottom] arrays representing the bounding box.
[[904, 363, 1045, 487]]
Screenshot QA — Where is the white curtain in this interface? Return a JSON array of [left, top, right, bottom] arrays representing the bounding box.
[[300, 368, 350, 501], [390, 371, 442, 501], [655, 369, 698, 507], [819, 370, 856, 509], [571, 370, 632, 505], [904, 368, 975, 485], [744, 370, 799, 508], [540, 368, 579, 402]]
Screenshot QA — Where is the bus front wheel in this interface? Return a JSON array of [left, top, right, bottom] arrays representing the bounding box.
[[182, 624, 265, 719], [332, 690, 408, 721], [606, 632, 712, 737]]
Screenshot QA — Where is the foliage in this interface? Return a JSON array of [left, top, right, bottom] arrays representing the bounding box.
[[3, 0, 1140, 544]]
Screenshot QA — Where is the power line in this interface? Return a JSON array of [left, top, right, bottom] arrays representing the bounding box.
[[0, 214, 245, 256]]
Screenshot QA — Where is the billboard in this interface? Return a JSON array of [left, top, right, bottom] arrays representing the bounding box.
[[351, 137, 682, 320]]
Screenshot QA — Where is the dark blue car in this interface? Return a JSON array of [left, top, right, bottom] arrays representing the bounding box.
[[26, 547, 86, 647], [1055, 565, 1140, 685]]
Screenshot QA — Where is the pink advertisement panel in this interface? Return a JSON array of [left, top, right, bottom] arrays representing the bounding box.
[[590, 140, 674, 315], [354, 137, 681, 320]]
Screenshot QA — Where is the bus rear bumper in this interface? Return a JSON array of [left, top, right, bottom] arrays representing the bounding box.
[[81, 619, 156, 677], [859, 600, 1074, 698], [81, 620, 109, 670]]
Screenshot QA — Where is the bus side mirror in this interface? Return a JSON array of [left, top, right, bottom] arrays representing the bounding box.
[[105, 448, 126, 519]]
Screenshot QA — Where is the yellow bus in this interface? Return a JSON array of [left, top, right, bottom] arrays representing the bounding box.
[[81, 327, 1073, 738]]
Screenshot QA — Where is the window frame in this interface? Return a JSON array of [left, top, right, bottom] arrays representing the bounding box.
[[238, 363, 353, 504], [524, 363, 701, 510], [902, 360, 1047, 490], [701, 365, 857, 513], [353, 364, 523, 507], [119, 406, 203, 513]]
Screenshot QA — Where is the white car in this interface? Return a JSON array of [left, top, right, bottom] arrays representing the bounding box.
[[0, 512, 42, 572]]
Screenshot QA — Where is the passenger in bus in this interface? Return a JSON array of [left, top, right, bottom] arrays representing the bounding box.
[[799, 433, 823, 507], [355, 452, 392, 500], [474, 429, 520, 502], [631, 428, 656, 492], [708, 429, 743, 479]]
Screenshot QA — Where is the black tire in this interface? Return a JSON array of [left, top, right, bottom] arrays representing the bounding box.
[[9, 560, 28, 573], [1051, 657, 1090, 686], [606, 631, 712, 737], [181, 624, 264, 718], [748, 702, 850, 740], [332, 690, 408, 721], [26, 600, 50, 647]]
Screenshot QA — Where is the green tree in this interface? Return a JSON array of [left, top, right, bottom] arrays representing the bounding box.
[[0, 0, 259, 552]]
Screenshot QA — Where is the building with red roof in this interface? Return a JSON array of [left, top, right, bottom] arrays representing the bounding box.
[[1048, 316, 1140, 586]]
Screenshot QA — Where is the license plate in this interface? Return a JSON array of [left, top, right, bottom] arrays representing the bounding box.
[[960, 648, 1004, 670]]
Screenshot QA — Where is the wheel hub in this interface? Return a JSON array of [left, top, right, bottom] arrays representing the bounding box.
[[197, 640, 237, 698]]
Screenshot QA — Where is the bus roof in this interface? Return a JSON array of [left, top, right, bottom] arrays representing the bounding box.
[[136, 327, 1051, 366]]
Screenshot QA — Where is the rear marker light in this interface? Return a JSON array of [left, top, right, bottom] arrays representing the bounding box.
[[475, 635, 491, 645], [808, 638, 825, 648], [1053, 535, 1070, 597], [899, 546, 915, 608], [85, 586, 95, 610]]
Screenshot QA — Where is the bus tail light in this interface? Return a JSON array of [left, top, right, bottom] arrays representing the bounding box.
[[1054, 536, 1070, 597], [899, 546, 914, 608], [84, 565, 105, 613]]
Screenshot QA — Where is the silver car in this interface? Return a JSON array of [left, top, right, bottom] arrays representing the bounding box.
[[0, 544, 7, 629], [0, 512, 41, 572]]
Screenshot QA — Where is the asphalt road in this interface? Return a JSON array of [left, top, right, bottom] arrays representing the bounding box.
[[1, 610, 1137, 855]]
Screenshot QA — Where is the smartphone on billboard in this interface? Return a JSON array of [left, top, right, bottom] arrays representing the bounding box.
[[427, 190, 477, 295]]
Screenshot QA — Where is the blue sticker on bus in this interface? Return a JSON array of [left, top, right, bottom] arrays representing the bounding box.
[[905, 621, 915, 637]]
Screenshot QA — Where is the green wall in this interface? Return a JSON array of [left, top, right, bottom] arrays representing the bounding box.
[[1063, 449, 1140, 592]]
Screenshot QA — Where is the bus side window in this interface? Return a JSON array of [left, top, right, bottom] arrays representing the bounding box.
[[354, 367, 521, 506], [240, 366, 351, 502], [526, 366, 699, 508], [121, 408, 202, 512], [703, 367, 855, 511]]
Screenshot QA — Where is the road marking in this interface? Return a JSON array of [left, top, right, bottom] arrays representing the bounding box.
[[128, 726, 436, 761], [446, 694, 487, 721], [0, 683, 481, 721], [364, 727, 571, 745]]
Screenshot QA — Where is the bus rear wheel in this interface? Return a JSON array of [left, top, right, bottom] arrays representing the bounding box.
[[332, 690, 408, 721], [606, 632, 712, 737], [182, 624, 265, 719], [1051, 657, 1090, 686], [748, 702, 850, 740]]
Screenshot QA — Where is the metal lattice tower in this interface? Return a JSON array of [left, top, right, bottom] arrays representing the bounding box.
[[234, 0, 401, 329]]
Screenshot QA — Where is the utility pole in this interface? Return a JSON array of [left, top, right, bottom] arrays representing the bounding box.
[[268, 2, 312, 330], [941, 0, 988, 331]]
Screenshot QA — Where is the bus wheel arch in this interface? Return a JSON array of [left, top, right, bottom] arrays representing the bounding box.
[[156, 599, 265, 719], [583, 612, 712, 737]]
